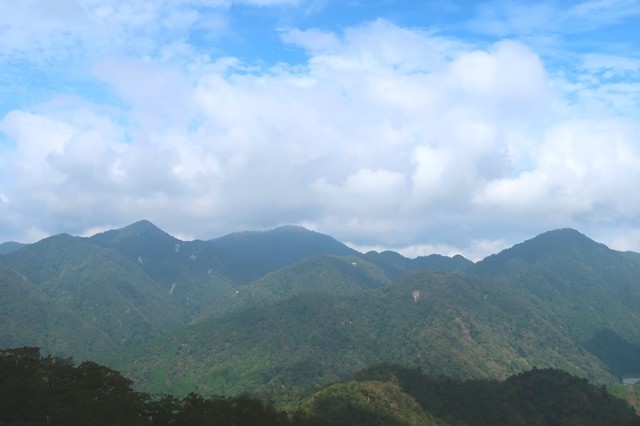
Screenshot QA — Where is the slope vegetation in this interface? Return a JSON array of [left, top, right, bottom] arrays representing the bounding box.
[[0, 234, 181, 362]]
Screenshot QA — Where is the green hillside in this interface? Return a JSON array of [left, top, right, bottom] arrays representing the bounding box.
[[352, 364, 637, 426], [197, 254, 393, 319], [114, 270, 617, 403], [295, 380, 441, 426], [89, 220, 268, 319], [3, 222, 640, 418], [0, 263, 104, 360], [472, 228, 640, 379], [0, 234, 181, 362]]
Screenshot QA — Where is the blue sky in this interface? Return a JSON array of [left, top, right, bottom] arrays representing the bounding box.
[[0, 0, 639, 259]]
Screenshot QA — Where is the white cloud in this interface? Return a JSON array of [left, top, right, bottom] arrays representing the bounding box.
[[0, 111, 73, 171], [609, 228, 640, 253], [281, 27, 341, 51], [474, 118, 640, 225], [0, 9, 639, 259]]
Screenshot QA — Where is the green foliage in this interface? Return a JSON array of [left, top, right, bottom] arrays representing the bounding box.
[[296, 380, 441, 426], [4, 347, 635, 426], [0, 347, 322, 426], [0, 236, 182, 362], [197, 254, 393, 319], [116, 269, 621, 402], [6, 222, 640, 421], [472, 228, 640, 377], [0, 347, 146, 425], [89, 220, 267, 320], [355, 364, 638, 426]]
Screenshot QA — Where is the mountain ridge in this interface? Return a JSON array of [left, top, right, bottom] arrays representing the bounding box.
[[208, 225, 360, 271], [3, 219, 640, 404], [0, 241, 26, 255], [473, 228, 611, 273]]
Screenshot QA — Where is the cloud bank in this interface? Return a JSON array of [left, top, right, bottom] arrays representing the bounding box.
[[1, 1, 639, 259]]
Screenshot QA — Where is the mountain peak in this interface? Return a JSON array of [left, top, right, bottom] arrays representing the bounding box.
[[272, 224, 310, 232], [473, 228, 609, 273], [122, 219, 166, 234], [209, 225, 358, 270], [533, 227, 592, 242], [0, 241, 27, 255], [91, 220, 173, 241], [89, 220, 179, 256], [516, 228, 604, 255]]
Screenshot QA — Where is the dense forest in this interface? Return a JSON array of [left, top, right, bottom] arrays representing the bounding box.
[[0, 347, 323, 425], [4, 221, 640, 423], [1, 348, 638, 425]]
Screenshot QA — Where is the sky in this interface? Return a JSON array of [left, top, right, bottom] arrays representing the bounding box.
[[0, 0, 639, 260]]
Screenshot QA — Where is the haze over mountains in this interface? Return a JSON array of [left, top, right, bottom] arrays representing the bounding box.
[[2, 220, 640, 410]]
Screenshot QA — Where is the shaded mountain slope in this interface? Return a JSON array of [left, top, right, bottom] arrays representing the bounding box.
[[0, 234, 181, 362], [0, 241, 25, 255], [0, 263, 101, 359], [209, 225, 359, 271]]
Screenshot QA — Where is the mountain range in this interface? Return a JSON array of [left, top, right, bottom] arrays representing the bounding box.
[[2, 220, 640, 411]]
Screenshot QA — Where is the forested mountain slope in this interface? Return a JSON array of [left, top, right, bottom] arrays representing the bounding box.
[[3, 221, 640, 406], [197, 254, 393, 319], [114, 270, 616, 402], [0, 234, 182, 362], [208, 225, 360, 271], [472, 228, 640, 379], [89, 220, 268, 320]]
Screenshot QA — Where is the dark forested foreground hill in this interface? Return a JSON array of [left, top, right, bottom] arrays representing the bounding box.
[[318, 364, 639, 426], [1, 347, 637, 426], [0, 347, 323, 426]]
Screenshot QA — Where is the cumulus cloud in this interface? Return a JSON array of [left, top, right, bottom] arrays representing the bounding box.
[[280, 27, 341, 51], [0, 2, 639, 258]]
